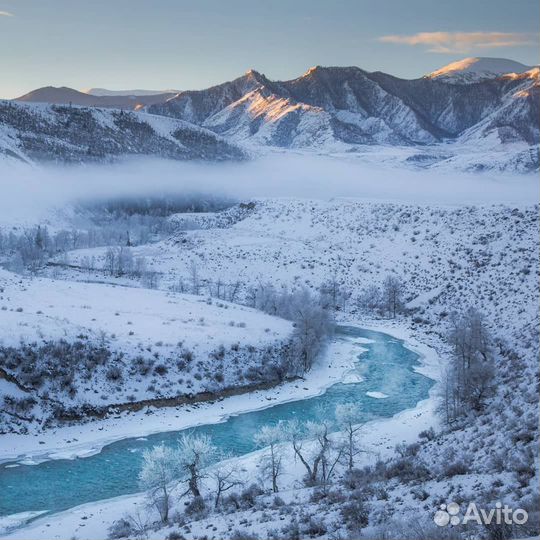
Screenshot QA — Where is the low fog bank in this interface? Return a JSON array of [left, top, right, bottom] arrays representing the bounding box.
[[0, 154, 538, 225]]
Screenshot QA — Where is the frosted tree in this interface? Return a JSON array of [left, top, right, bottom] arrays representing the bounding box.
[[105, 247, 117, 276], [116, 246, 134, 276], [441, 308, 494, 423], [209, 461, 243, 509], [358, 284, 382, 313], [254, 423, 284, 492], [178, 433, 216, 499], [227, 280, 241, 303], [382, 274, 405, 318], [138, 445, 180, 523], [285, 418, 342, 487], [9, 252, 24, 274], [285, 288, 334, 373], [188, 260, 201, 295], [335, 403, 363, 471], [134, 256, 147, 278]]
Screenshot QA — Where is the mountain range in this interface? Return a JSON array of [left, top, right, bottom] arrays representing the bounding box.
[[14, 87, 177, 110], [1, 57, 538, 170]]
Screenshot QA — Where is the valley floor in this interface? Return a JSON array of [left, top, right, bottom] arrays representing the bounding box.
[[0, 192, 537, 540], [1, 320, 442, 539]]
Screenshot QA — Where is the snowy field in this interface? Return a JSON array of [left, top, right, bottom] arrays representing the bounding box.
[[0, 156, 537, 540], [0, 266, 295, 434]]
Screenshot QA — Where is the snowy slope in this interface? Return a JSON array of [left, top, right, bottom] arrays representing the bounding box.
[[0, 101, 246, 164], [145, 62, 539, 170], [458, 68, 540, 145], [4, 60, 539, 170], [0, 268, 293, 427], [427, 57, 534, 83], [4, 197, 537, 540], [61, 198, 539, 356]]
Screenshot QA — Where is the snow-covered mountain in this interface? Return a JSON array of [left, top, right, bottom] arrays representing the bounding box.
[[4, 58, 539, 170], [146, 61, 539, 168], [15, 86, 176, 110], [148, 67, 439, 148], [0, 101, 246, 164], [427, 57, 534, 83]]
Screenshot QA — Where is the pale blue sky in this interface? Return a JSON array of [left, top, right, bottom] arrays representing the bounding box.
[[0, 0, 538, 98]]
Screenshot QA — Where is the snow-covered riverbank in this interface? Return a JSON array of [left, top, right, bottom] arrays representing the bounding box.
[[1, 323, 443, 539], [0, 332, 364, 465]]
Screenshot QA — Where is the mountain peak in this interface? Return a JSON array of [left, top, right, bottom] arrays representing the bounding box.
[[304, 65, 322, 75], [244, 68, 264, 79], [427, 57, 534, 82], [15, 86, 89, 102], [298, 65, 364, 81]]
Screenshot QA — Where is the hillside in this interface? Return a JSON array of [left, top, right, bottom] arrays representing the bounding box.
[[0, 101, 246, 163], [0, 268, 294, 432], [4, 197, 537, 540], [15, 86, 176, 110]]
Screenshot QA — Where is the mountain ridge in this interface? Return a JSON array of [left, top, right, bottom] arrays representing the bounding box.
[[146, 60, 539, 151], [0, 101, 246, 164], [3, 58, 539, 171], [15, 86, 177, 110]]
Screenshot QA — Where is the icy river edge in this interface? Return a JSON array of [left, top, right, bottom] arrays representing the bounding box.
[[0, 321, 444, 539]]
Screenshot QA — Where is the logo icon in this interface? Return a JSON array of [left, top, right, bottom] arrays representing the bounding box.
[[434, 502, 461, 526]]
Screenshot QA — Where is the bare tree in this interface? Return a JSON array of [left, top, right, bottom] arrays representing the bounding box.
[[319, 273, 350, 311], [254, 424, 284, 493], [227, 280, 241, 303], [138, 445, 180, 523], [335, 403, 363, 471], [208, 278, 225, 299], [382, 274, 404, 318], [188, 260, 201, 295], [178, 433, 216, 499], [209, 462, 243, 509], [141, 270, 160, 289]]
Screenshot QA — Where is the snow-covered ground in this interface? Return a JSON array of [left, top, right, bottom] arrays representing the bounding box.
[[0, 268, 295, 431], [0, 270, 291, 355], [0, 179, 537, 539], [0, 333, 360, 464], [1, 321, 442, 540], [60, 198, 537, 340]]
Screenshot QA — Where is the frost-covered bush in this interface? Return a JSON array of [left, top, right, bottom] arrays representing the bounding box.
[[183, 496, 207, 518], [106, 365, 123, 382], [229, 530, 257, 540], [341, 498, 369, 532], [107, 518, 134, 539]]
